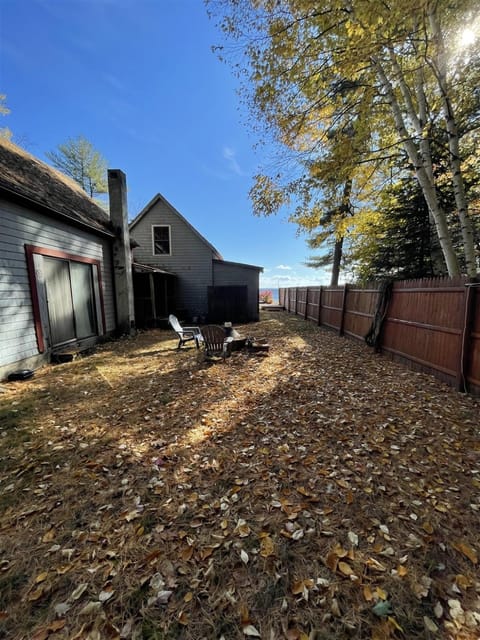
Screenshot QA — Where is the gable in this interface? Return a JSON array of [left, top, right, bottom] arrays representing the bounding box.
[[129, 193, 223, 259]]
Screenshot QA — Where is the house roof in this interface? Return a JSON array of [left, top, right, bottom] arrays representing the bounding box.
[[132, 261, 175, 276], [213, 258, 263, 272], [129, 193, 223, 260], [0, 138, 114, 237]]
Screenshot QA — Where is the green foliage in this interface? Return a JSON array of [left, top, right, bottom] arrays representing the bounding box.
[[351, 178, 440, 282], [46, 135, 108, 198]]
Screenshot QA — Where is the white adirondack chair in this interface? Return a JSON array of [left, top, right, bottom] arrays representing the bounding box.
[[168, 314, 202, 349]]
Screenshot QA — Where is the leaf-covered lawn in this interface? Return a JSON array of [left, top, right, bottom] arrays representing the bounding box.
[[1, 312, 479, 640]]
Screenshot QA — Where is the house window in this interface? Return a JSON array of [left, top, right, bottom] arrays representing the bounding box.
[[25, 244, 106, 353], [153, 225, 171, 255]]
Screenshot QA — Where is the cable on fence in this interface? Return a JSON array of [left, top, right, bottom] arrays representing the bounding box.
[[365, 280, 393, 351]]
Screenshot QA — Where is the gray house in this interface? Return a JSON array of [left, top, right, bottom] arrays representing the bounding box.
[[0, 138, 134, 380], [129, 193, 262, 325]]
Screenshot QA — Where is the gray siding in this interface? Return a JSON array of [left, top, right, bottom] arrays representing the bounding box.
[[213, 261, 260, 321], [0, 199, 116, 377], [130, 199, 214, 317]]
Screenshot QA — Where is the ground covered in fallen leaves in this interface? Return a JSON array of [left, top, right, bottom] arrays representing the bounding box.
[[1, 312, 479, 640]]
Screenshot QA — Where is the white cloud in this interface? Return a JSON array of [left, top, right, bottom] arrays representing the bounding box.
[[260, 270, 330, 289], [275, 264, 292, 270], [223, 146, 245, 176]]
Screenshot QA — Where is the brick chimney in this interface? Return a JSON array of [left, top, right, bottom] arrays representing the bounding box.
[[108, 169, 135, 334]]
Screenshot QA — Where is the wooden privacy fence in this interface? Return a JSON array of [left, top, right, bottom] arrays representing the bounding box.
[[279, 277, 480, 395]]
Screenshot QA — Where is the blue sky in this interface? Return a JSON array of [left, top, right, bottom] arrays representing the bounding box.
[[0, 0, 330, 288]]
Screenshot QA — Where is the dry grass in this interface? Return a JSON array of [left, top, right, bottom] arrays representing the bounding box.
[[0, 312, 479, 640]]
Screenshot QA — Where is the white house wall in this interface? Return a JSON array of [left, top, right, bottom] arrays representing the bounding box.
[[130, 199, 214, 318], [0, 199, 116, 378]]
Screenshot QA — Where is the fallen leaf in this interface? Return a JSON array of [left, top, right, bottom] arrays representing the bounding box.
[[27, 587, 45, 602], [156, 590, 173, 604], [365, 557, 387, 572], [42, 529, 55, 543], [34, 572, 49, 584], [234, 519, 251, 538], [79, 600, 102, 616], [259, 536, 275, 557], [181, 546, 194, 562], [363, 585, 374, 601], [48, 619, 66, 631], [178, 610, 189, 626], [70, 583, 88, 601], [424, 616, 438, 633], [291, 579, 314, 595], [331, 598, 341, 617], [325, 550, 338, 573], [54, 602, 71, 616], [451, 542, 478, 564], [388, 616, 403, 632], [338, 561, 355, 577], [422, 521, 434, 534], [242, 624, 261, 637], [375, 587, 388, 600], [99, 589, 114, 602], [347, 531, 359, 547], [433, 601, 443, 618]]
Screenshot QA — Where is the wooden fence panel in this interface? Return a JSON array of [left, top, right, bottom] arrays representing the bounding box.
[[296, 288, 307, 317], [382, 278, 466, 386], [320, 287, 344, 331], [343, 287, 379, 340], [306, 288, 321, 322]]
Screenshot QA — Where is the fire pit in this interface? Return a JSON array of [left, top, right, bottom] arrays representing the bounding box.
[[246, 337, 270, 353], [230, 337, 247, 351]]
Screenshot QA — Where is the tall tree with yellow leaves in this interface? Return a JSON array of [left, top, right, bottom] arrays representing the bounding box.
[[210, 0, 480, 277]]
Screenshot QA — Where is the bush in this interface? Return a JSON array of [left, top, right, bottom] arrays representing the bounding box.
[[259, 289, 273, 304]]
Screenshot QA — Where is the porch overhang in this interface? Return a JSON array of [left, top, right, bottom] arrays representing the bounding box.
[[132, 262, 176, 277]]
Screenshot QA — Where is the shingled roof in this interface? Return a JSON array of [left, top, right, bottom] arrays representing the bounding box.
[[0, 137, 113, 237]]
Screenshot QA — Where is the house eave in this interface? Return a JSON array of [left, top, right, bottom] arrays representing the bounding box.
[[0, 184, 115, 238], [213, 258, 263, 272]]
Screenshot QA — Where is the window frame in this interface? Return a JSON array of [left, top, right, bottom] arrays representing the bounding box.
[[152, 225, 172, 256]]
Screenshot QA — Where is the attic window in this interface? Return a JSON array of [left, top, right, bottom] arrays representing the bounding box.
[[152, 225, 171, 255]]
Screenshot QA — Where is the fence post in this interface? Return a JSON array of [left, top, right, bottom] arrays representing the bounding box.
[[317, 287, 323, 326], [457, 283, 476, 392], [305, 288, 309, 320], [295, 287, 299, 315], [339, 284, 348, 335]]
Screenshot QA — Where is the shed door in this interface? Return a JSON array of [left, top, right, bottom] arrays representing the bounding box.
[[43, 257, 97, 346], [208, 285, 248, 323]]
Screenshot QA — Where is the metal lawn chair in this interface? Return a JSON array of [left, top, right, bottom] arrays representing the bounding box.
[[200, 325, 234, 361], [168, 314, 202, 349]]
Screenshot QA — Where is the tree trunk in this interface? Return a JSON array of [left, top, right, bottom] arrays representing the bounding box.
[[330, 236, 343, 286], [373, 57, 461, 276], [428, 7, 477, 276]]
